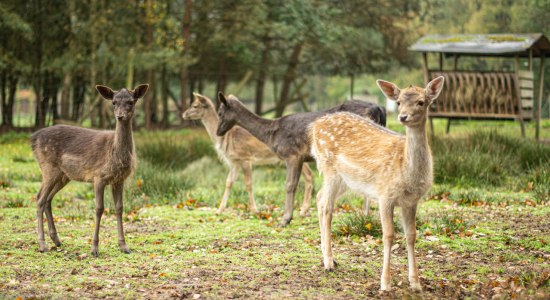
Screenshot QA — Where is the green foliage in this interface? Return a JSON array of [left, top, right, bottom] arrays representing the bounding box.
[[418, 209, 472, 237], [136, 131, 215, 170], [0, 132, 30, 144], [432, 130, 550, 187], [333, 212, 385, 238], [524, 166, 550, 203]]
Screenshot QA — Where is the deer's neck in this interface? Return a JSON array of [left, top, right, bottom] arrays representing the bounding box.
[[232, 101, 275, 145], [113, 120, 134, 158], [403, 124, 432, 183], [201, 109, 223, 145]]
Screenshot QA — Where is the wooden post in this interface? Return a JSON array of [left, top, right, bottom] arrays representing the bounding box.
[[422, 52, 434, 137], [536, 55, 545, 141], [422, 52, 429, 84], [514, 55, 526, 138], [453, 55, 459, 71], [528, 49, 533, 71], [350, 73, 354, 101]]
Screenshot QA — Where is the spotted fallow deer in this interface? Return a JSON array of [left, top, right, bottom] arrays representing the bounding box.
[[309, 76, 444, 291], [182, 93, 314, 215], [216, 93, 386, 226], [31, 84, 149, 256]]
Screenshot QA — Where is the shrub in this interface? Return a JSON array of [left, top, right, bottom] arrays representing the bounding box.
[[333, 212, 388, 238], [136, 132, 215, 170], [432, 130, 550, 188]]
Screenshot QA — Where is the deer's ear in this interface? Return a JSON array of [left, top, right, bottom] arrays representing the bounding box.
[[376, 80, 400, 101], [96, 85, 115, 100], [425, 76, 445, 103], [193, 92, 207, 103], [133, 84, 149, 100], [218, 92, 228, 106]]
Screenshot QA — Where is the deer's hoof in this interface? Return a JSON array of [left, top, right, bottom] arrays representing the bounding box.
[[279, 217, 292, 227], [215, 209, 223, 215], [410, 281, 422, 291], [323, 257, 336, 271], [91, 250, 99, 257], [38, 242, 47, 253], [380, 283, 392, 291]]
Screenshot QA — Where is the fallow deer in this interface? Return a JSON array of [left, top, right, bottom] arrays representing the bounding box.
[[182, 93, 314, 215], [31, 84, 149, 256], [309, 76, 444, 291], [216, 93, 386, 226]]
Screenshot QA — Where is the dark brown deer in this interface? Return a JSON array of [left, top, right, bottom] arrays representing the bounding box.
[[216, 93, 386, 226], [31, 84, 148, 256], [182, 93, 314, 215]]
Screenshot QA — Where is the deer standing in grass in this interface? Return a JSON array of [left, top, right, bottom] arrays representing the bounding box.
[[182, 93, 314, 215], [217, 93, 386, 226], [31, 84, 148, 256], [309, 77, 444, 291]]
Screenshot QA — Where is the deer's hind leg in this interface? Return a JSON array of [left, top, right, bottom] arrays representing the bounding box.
[[299, 163, 314, 217], [36, 171, 63, 252], [44, 176, 69, 247]]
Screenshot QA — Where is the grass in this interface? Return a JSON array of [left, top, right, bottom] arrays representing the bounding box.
[[0, 119, 549, 299]]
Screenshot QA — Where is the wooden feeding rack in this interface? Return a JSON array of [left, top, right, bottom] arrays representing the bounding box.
[[409, 33, 550, 140]]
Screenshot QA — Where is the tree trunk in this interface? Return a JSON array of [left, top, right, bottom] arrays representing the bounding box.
[[275, 43, 303, 117], [180, 0, 192, 122], [255, 28, 271, 114], [72, 75, 86, 121], [161, 64, 169, 128], [1, 69, 6, 127], [2, 71, 17, 128], [60, 73, 72, 119]]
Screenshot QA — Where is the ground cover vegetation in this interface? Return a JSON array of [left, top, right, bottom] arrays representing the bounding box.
[[0, 118, 548, 299]]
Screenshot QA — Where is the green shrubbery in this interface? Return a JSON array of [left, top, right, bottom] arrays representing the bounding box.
[[432, 130, 550, 189]]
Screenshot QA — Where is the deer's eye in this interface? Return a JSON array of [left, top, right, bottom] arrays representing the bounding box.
[[417, 100, 425, 106], [396, 101, 401, 106]]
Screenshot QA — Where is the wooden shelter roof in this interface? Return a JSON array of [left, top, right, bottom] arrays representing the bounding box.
[[409, 33, 550, 57]]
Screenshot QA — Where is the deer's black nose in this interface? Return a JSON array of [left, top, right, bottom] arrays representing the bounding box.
[[399, 115, 408, 122]]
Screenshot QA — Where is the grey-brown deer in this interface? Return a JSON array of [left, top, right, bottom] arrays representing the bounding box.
[[309, 76, 444, 291], [31, 84, 148, 256], [216, 93, 386, 226], [182, 93, 314, 215]]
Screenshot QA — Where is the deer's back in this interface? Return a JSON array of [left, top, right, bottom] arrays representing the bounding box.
[[266, 100, 386, 161], [31, 125, 116, 182], [310, 112, 407, 200]]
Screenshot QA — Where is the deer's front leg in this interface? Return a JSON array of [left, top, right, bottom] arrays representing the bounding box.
[[218, 165, 238, 215], [112, 182, 130, 254], [241, 162, 258, 214], [402, 204, 421, 290], [379, 201, 395, 291], [280, 159, 303, 227], [91, 181, 106, 257]]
